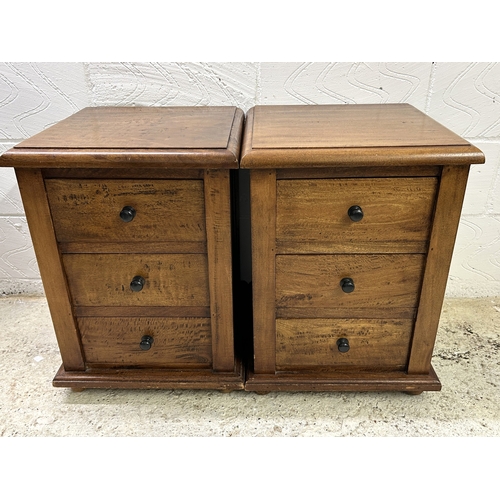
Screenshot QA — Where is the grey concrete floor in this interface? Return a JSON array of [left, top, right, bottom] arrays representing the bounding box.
[[0, 295, 499, 437]]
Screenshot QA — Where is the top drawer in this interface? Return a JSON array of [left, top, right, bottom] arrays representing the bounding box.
[[276, 177, 438, 253], [46, 179, 206, 243]]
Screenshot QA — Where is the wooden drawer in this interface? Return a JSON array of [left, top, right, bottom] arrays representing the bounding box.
[[276, 177, 438, 253], [276, 318, 413, 370], [63, 253, 209, 307], [46, 179, 206, 243], [79, 317, 212, 368], [276, 254, 425, 314]]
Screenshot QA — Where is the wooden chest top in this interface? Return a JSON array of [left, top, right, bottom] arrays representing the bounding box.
[[0, 106, 244, 169], [241, 104, 485, 168]]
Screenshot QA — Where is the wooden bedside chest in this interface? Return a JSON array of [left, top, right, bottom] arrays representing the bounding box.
[[1, 106, 245, 391], [240, 104, 485, 393]]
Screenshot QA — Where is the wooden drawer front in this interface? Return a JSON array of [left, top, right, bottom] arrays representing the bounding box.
[[63, 254, 209, 307], [276, 254, 425, 311], [46, 179, 206, 243], [276, 318, 412, 370], [276, 177, 437, 253], [79, 317, 212, 368]]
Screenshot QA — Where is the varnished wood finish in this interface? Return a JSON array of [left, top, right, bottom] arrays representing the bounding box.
[[204, 169, 235, 372], [43, 168, 204, 179], [3, 104, 485, 393], [1, 107, 245, 390], [276, 240, 429, 254], [241, 146, 484, 169], [250, 170, 277, 374], [1, 150, 240, 169], [59, 241, 207, 255], [243, 103, 485, 393], [53, 360, 245, 390], [252, 104, 471, 149], [276, 177, 437, 253], [276, 307, 416, 320], [15, 169, 85, 371], [240, 107, 254, 161], [46, 179, 206, 243], [408, 165, 471, 374], [276, 318, 413, 370], [62, 253, 209, 307], [79, 317, 212, 368], [245, 365, 442, 393], [75, 306, 210, 317], [276, 166, 442, 179], [227, 107, 245, 163], [0, 107, 244, 169], [18, 107, 236, 149], [241, 104, 483, 168], [276, 254, 425, 310]]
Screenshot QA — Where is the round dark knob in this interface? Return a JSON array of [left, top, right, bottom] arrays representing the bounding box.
[[337, 338, 350, 353], [348, 205, 363, 222], [140, 335, 154, 351], [130, 276, 145, 292], [340, 277, 355, 293], [120, 206, 136, 222]]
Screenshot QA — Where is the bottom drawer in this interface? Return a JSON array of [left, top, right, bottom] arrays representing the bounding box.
[[79, 317, 212, 368], [276, 318, 412, 371]]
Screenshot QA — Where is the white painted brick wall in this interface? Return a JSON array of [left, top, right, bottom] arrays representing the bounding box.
[[0, 62, 90, 139], [87, 62, 258, 110], [0, 62, 499, 297]]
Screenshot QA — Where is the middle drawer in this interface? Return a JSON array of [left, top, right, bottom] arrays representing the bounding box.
[[63, 253, 209, 307], [276, 254, 425, 316]]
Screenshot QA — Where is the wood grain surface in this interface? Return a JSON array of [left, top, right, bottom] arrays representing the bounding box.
[[204, 169, 235, 372], [53, 361, 245, 390], [240, 104, 485, 168], [250, 170, 277, 374], [408, 165, 471, 374], [79, 317, 212, 368], [16, 106, 237, 149], [276, 318, 413, 370], [15, 169, 85, 370], [276, 177, 437, 253], [0, 107, 245, 169], [43, 168, 205, 179], [244, 366, 441, 393], [276, 254, 425, 310], [276, 307, 417, 320], [58, 241, 207, 255], [240, 146, 484, 169], [251, 104, 471, 149], [46, 179, 206, 243], [63, 253, 209, 307], [276, 166, 442, 179], [74, 306, 210, 317]]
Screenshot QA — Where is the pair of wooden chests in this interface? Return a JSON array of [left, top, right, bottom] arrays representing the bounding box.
[[0, 105, 485, 393]]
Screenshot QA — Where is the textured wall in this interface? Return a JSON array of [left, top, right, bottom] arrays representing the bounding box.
[[0, 62, 499, 296]]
